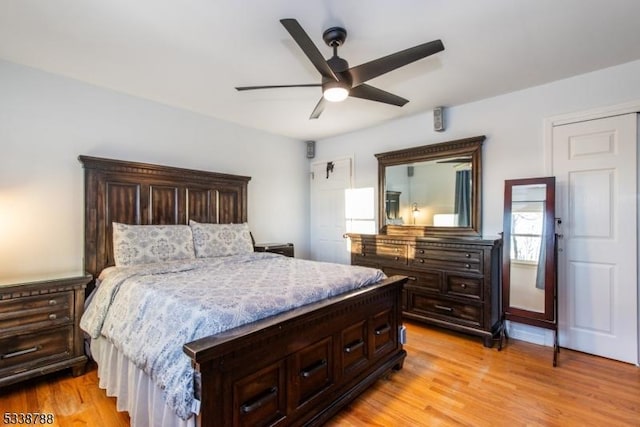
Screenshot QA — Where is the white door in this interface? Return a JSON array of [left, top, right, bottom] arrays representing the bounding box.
[[310, 158, 352, 264], [552, 113, 638, 364]]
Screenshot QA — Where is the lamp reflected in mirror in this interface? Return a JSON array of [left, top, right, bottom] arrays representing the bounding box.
[[411, 202, 420, 224]]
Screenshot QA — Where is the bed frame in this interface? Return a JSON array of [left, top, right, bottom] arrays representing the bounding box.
[[80, 155, 407, 427]]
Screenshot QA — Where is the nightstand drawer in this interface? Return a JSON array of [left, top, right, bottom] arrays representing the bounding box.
[[0, 326, 72, 373], [0, 292, 73, 335]]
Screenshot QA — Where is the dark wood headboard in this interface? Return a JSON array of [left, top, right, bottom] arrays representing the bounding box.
[[79, 156, 251, 281]]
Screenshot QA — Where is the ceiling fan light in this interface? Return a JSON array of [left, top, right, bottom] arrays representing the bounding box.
[[323, 84, 349, 102]]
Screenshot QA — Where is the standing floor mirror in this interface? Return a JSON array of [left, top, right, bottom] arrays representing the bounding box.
[[502, 176, 559, 366]]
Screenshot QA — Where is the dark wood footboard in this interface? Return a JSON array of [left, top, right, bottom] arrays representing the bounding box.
[[184, 275, 407, 427]]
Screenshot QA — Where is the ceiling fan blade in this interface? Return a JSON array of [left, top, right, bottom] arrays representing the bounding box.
[[235, 84, 321, 91], [280, 18, 339, 82], [349, 39, 444, 86], [309, 97, 326, 119], [348, 84, 409, 106]]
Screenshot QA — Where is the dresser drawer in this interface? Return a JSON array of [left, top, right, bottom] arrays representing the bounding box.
[[407, 293, 481, 327], [445, 275, 482, 300], [0, 326, 73, 373], [411, 247, 483, 274], [0, 292, 73, 335], [384, 267, 441, 293], [352, 243, 407, 267]]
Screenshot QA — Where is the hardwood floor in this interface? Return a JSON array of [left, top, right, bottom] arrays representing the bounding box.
[[1, 322, 638, 426]]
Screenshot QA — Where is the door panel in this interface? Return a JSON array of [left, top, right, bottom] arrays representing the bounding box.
[[569, 169, 613, 238], [552, 113, 638, 364], [310, 159, 352, 264]]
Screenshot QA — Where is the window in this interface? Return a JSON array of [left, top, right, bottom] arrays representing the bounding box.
[[345, 187, 376, 234], [510, 208, 543, 263]]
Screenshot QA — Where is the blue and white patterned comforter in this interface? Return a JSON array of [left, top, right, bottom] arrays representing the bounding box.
[[80, 252, 386, 420]]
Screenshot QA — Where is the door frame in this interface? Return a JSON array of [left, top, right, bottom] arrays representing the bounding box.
[[543, 99, 640, 365]]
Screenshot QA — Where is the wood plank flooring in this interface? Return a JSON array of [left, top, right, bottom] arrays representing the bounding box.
[[1, 322, 638, 426]]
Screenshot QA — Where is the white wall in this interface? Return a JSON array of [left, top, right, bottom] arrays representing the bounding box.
[[315, 59, 640, 345], [0, 60, 310, 281]]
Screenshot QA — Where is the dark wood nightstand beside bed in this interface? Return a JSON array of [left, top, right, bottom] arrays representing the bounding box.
[[254, 242, 294, 258], [0, 274, 91, 387]]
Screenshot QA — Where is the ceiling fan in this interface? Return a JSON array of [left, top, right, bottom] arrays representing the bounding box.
[[235, 18, 444, 119]]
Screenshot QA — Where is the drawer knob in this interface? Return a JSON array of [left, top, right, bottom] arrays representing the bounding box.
[[49, 299, 57, 305], [465, 264, 471, 269], [419, 249, 425, 254], [49, 314, 57, 320], [394, 256, 399, 261], [465, 253, 471, 258], [461, 283, 467, 289], [419, 259, 425, 263]]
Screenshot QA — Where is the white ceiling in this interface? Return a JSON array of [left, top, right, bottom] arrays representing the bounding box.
[[2, 0, 640, 141]]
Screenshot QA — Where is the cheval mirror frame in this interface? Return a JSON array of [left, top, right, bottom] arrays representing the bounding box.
[[502, 176, 559, 366]]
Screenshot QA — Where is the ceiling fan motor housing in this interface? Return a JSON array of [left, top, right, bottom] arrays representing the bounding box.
[[323, 27, 347, 47]]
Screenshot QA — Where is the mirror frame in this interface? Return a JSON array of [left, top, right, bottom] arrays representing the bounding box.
[[502, 176, 556, 326], [376, 135, 484, 237]]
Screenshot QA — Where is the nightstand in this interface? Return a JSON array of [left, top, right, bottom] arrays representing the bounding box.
[[254, 243, 295, 258], [0, 273, 91, 387]]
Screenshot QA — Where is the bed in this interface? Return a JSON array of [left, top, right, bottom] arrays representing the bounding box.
[[79, 156, 407, 427]]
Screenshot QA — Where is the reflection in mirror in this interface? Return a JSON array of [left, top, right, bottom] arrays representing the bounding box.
[[508, 184, 546, 313], [502, 176, 559, 365], [384, 157, 472, 227], [376, 136, 484, 237], [385, 191, 401, 223]]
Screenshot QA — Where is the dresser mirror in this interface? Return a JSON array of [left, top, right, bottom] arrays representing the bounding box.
[[502, 176, 559, 364], [376, 136, 484, 237]]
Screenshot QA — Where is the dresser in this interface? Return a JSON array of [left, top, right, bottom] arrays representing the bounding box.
[[348, 234, 502, 347], [0, 274, 91, 387]]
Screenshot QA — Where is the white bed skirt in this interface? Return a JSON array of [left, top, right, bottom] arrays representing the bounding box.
[[92, 337, 196, 427]]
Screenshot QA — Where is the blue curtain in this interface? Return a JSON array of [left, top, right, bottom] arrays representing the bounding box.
[[454, 170, 471, 226], [535, 218, 546, 289]]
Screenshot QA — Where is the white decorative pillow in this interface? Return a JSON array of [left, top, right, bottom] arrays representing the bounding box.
[[112, 223, 196, 267], [189, 220, 254, 258]]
